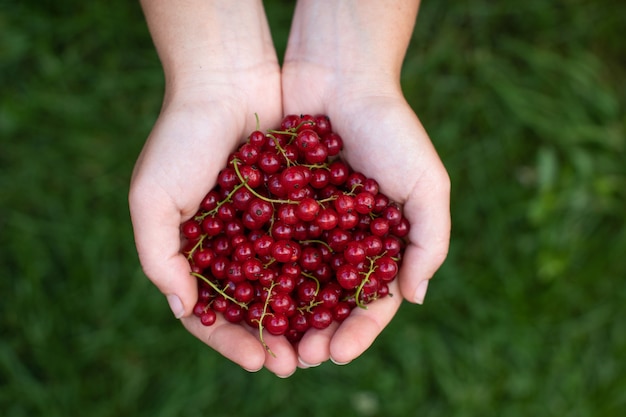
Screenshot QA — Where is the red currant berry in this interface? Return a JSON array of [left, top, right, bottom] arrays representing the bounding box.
[[200, 310, 217, 326], [309, 306, 333, 330], [248, 130, 267, 148], [295, 197, 320, 222], [370, 217, 390, 237], [264, 313, 289, 336], [354, 191, 376, 214], [328, 160, 350, 186], [336, 264, 361, 290], [181, 219, 202, 240], [200, 190, 220, 212], [322, 133, 343, 156]]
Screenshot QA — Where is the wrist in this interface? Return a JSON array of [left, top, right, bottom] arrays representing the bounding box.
[[284, 0, 419, 81]]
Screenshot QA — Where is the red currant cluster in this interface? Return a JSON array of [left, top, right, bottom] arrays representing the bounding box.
[[180, 114, 410, 354]]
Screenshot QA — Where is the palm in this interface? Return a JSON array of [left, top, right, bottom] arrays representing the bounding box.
[[283, 71, 451, 365], [129, 72, 303, 374]]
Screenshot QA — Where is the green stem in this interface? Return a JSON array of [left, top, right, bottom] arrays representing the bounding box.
[[258, 281, 279, 357], [191, 272, 248, 310]]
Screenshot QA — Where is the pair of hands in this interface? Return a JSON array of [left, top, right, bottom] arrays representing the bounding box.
[[129, 1, 450, 378]]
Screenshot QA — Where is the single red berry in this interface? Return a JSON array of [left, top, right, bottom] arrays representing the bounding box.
[[248, 130, 267, 148], [310, 168, 331, 189], [313, 114, 332, 136], [328, 160, 350, 185], [280, 165, 310, 193], [200, 190, 220, 212], [390, 216, 410, 238], [264, 313, 289, 336], [309, 306, 333, 330], [245, 302, 265, 327], [299, 246, 323, 272], [234, 281, 255, 303], [343, 241, 367, 265], [253, 234, 274, 257], [193, 301, 208, 317], [192, 247, 216, 269], [270, 221, 294, 241], [354, 191, 376, 214], [238, 143, 260, 165], [295, 129, 321, 153], [363, 235, 384, 257], [242, 258, 263, 281], [382, 235, 404, 257], [224, 304, 244, 323], [338, 211, 359, 230], [290, 310, 310, 333], [211, 296, 229, 313], [277, 204, 299, 225], [280, 114, 301, 131], [275, 273, 297, 293], [362, 178, 379, 195], [322, 133, 343, 156], [202, 216, 223, 236], [200, 310, 217, 326], [316, 207, 339, 230], [304, 143, 329, 165], [336, 264, 361, 290], [247, 197, 273, 224], [181, 219, 202, 240], [210, 256, 230, 279], [258, 151, 283, 174], [297, 280, 318, 303], [370, 217, 390, 237], [295, 197, 320, 222], [334, 194, 355, 214], [217, 167, 238, 191], [333, 302, 352, 322], [346, 172, 366, 190], [383, 204, 403, 226], [326, 228, 352, 252], [270, 292, 295, 315], [216, 202, 236, 222], [238, 164, 263, 188]]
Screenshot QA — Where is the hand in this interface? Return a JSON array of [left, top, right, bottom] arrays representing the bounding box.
[[281, 64, 451, 367], [128, 73, 307, 375]]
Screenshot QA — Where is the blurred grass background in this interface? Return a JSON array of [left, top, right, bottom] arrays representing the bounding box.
[[1, 0, 625, 416]]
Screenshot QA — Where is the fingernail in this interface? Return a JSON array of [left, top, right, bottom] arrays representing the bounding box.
[[243, 366, 263, 373], [414, 280, 430, 305], [166, 294, 185, 319], [330, 357, 350, 366], [298, 357, 321, 368], [276, 370, 296, 378]]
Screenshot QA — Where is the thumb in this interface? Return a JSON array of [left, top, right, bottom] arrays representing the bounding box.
[[129, 192, 198, 319], [398, 168, 451, 304]]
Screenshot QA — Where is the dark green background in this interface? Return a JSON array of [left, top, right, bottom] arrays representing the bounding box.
[[1, 1, 625, 416]]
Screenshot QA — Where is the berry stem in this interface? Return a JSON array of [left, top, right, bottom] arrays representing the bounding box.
[[354, 255, 380, 309], [185, 234, 207, 261], [191, 272, 249, 310], [258, 281, 279, 357], [231, 159, 294, 205]]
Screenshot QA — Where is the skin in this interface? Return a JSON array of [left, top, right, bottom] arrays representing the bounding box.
[[129, 0, 450, 377]]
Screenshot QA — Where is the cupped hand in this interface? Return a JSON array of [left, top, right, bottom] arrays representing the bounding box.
[[128, 71, 303, 376], [282, 65, 451, 367]]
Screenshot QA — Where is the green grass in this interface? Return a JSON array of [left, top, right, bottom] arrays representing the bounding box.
[[1, 0, 625, 416]]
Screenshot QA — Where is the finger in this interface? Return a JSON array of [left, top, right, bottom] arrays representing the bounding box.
[[181, 316, 267, 372], [328, 280, 404, 364], [129, 186, 199, 318], [256, 333, 299, 377], [398, 164, 451, 304], [296, 321, 340, 367]]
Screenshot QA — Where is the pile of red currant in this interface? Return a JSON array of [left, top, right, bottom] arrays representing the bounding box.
[[180, 114, 410, 354]]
